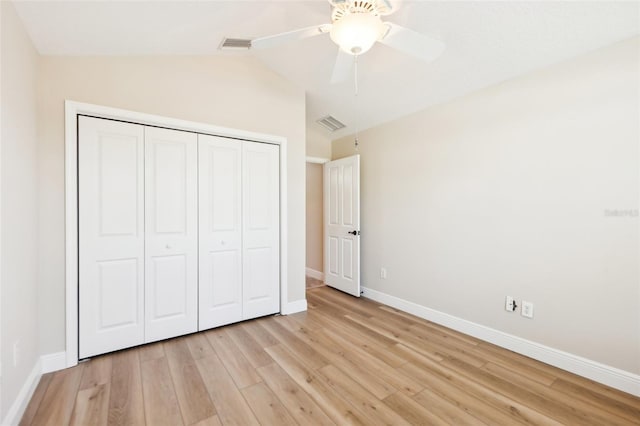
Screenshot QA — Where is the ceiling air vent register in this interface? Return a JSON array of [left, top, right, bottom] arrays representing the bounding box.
[[219, 37, 252, 50], [317, 115, 346, 132]]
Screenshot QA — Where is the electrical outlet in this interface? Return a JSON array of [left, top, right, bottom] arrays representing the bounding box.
[[522, 301, 534, 318], [13, 341, 20, 367], [380, 267, 387, 279], [505, 296, 517, 312]]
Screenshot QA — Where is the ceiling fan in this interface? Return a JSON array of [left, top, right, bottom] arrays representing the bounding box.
[[251, 0, 445, 83]]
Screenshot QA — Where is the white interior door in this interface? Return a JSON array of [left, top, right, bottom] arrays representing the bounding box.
[[79, 116, 145, 358], [242, 141, 280, 319], [324, 155, 361, 297], [144, 126, 198, 342], [198, 134, 243, 329]]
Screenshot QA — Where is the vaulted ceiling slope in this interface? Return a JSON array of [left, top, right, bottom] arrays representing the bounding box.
[[14, 1, 640, 139]]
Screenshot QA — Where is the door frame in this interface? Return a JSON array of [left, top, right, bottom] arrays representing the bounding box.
[[64, 100, 289, 368]]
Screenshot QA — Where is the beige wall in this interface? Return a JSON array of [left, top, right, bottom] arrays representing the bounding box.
[[1, 1, 41, 419], [37, 55, 306, 356], [306, 124, 332, 159], [306, 163, 324, 273], [333, 37, 640, 374]]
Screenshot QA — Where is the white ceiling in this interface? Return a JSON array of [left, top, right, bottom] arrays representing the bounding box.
[[14, 1, 640, 139]]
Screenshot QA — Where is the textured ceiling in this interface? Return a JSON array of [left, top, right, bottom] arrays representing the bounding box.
[[13, 1, 640, 139]]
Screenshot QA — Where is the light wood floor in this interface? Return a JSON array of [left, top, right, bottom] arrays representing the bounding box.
[[21, 286, 640, 426], [305, 275, 325, 290]]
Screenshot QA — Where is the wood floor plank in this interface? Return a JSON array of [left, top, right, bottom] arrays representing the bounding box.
[[399, 349, 563, 426], [79, 355, 113, 390], [264, 344, 370, 425], [363, 314, 488, 367], [286, 309, 326, 331], [164, 338, 216, 425], [69, 383, 110, 426], [141, 357, 184, 426], [19, 373, 53, 426], [195, 354, 260, 426], [412, 387, 487, 425], [276, 316, 397, 399], [309, 287, 378, 319], [443, 357, 602, 425], [384, 391, 449, 426], [138, 341, 165, 363], [30, 364, 85, 426], [241, 381, 298, 426], [191, 415, 222, 426], [225, 323, 274, 368], [259, 317, 329, 370], [256, 362, 335, 425], [471, 341, 558, 386], [107, 349, 145, 426], [482, 362, 634, 426], [306, 292, 359, 319], [241, 319, 279, 348], [308, 309, 409, 369], [377, 304, 482, 346], [184, 332, 216, 360], [205, 328, 262, 389], [317, 364, 412, 426], [319, 326, 423, 396], [551, 378, 640, 424], [345, 313, 449, 363], [402, 361, 533, 425]]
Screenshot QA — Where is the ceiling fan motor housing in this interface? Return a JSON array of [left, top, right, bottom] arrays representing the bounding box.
[[330, 0, 393, 22]]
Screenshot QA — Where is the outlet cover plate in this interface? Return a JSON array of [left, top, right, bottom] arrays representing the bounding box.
[[522, 300, 534, 318], [505, 296, 515, 312]]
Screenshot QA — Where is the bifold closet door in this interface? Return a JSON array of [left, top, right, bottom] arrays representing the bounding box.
[[198, 134, 243, 329], [79, 116, 145, 359], [144, 127, 198, 342], [242, 141, 280, 319], [198, 136, 280, 330]]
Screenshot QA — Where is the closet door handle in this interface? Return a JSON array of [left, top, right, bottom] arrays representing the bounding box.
[[348, 230, 360, 236]]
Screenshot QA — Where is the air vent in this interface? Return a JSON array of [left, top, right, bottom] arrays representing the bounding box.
[[316, 115, 346, 132], [219, 37, 252, 50]]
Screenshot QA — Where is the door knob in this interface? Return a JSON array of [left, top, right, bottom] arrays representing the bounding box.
[[348, 230, 360, 236]]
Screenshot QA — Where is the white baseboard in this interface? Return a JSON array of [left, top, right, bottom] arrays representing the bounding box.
[[1, 359, 41, 426], [282, 299, 308, 315], [41, 352, 67, 374], [361, 286, 640, 397], [1, 351, 69, 426], [305, 268, 324, 281]]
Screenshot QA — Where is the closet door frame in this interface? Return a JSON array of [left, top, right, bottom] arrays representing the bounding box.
[[64, 101, 290, 368]]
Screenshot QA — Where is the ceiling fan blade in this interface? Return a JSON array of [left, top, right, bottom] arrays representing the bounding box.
[[330, 49, 354, 84], [251, 24, 331, 50], [379, 22, 445, 63]]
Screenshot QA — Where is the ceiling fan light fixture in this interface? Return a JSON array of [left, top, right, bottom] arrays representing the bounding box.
[[330, 12, 385, 55]]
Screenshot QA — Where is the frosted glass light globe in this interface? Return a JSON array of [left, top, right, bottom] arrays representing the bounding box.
[[330, 13, 385, 55]]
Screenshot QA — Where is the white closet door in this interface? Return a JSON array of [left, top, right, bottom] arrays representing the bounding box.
[[79, 116, 145, 359], [198, 134, 243, 329], [242, 141, 280, 319], [144, 127, 198, 342]]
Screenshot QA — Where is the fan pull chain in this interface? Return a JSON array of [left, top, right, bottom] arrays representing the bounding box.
[[354, 54, 360, 151]]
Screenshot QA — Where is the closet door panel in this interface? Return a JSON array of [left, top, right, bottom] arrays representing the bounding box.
[[242, 142, 280, 319], [79, 116, 145, 359], [199, 134, 243, 330], [145, 127, 198, 343]]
